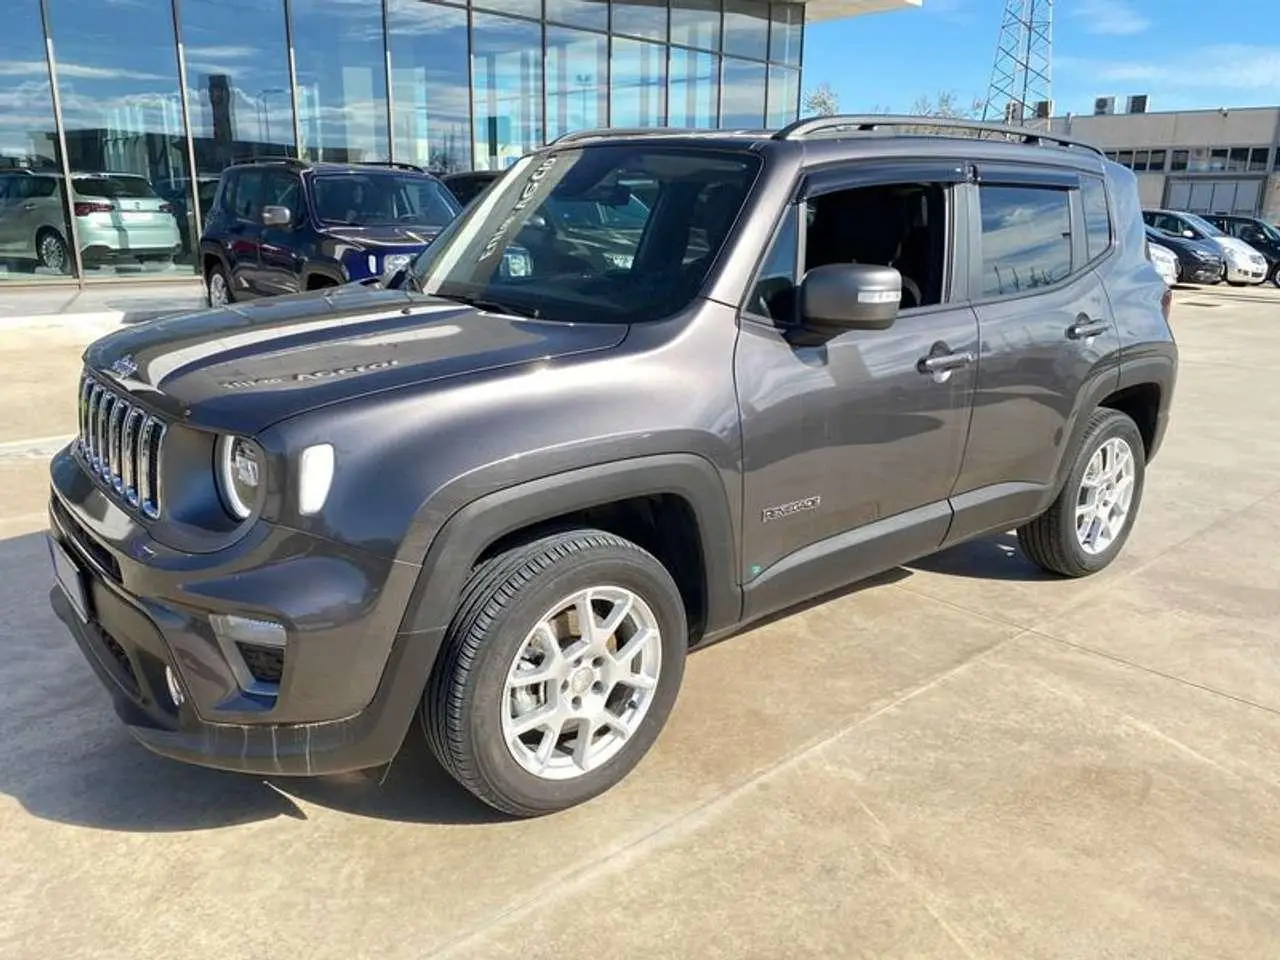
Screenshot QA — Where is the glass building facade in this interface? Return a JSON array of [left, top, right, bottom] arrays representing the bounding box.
[[0, 0, 803, 287]]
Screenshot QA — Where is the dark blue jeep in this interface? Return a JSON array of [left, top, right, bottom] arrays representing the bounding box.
[[199, 158, 460, 306]]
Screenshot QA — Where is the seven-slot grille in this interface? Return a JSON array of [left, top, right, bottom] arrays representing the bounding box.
[[77, 374, 166, 519]]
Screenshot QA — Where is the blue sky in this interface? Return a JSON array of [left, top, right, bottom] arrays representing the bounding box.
[[803, 0, 1280, 116]]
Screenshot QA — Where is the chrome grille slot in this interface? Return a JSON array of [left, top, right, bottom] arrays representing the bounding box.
[[75, 373, 165, 519]]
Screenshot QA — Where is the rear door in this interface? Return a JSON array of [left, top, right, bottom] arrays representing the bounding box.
[[946, 165, 1122, 543]]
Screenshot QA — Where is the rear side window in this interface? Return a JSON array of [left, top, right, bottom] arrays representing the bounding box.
[[977, 185, 1072, 297], [1081, 176, 1111, 261]]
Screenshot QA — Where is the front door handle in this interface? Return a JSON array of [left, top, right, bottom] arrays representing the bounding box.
[[1068, 316, 1110, 340], [918, 351, 975, 375]]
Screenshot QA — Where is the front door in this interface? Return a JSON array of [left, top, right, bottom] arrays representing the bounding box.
[[224, 168, 266, 299], [257, 169, 305, 296], [735, 162, 979, 620], [946, 167, 1122, 542]]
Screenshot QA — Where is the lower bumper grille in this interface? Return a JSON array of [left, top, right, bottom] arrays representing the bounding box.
[[100, 630, 140, 696], [237, 642, 284, 685]]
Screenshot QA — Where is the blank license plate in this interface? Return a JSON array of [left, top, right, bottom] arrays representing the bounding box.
[[120, 211, 154, 222], [48, 536, 90, 623]]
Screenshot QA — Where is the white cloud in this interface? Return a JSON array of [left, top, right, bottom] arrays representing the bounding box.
[[1060, 44, 1280, 94], [1071, 0, 1149, 36]]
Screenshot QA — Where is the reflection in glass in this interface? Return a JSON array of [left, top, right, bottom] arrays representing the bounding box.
[[472, 13, 543, 170], [46, 0, 192, 277], [723, 0, 769, 60], [475, 0, 541, 17], [610, 38, 666, 127], [978, 185, 1072, 296], [0, 1, 76, 281], [721, 59, 766, 128], [671, 0, 720, 50], [546, 29, 609, 141], [179, 0, 293, 244], [668, 49, 718, 129], [388, 0, 471, 172], [769, 3, 802, 65], [547, 0, 609, 31], [293, 0, 389, 163], [611, 0, 667, 41], [766, 65, 798, 128]]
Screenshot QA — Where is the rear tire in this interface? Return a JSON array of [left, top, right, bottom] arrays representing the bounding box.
[[422, 529, 688, 817], [36, 228, 70, 274], [1017, 408, 1146, 578]]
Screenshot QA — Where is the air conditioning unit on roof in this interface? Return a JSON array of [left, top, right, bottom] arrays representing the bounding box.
[[1127, 94, 1149, 114], [1094, 96, 1116, 116]]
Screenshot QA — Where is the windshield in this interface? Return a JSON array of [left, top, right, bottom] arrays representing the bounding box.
[[313, 171, 460, 227], [1252, 220, 1280, 243], [409, 145, 760, 323], [1179, 212, 1224, 237]]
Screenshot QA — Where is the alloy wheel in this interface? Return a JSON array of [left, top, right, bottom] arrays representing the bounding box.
[[208, 272, 229, 307], [1075, 437, 1136, 556], [39, 233, 67, 273], [501, 586, 662, 780]]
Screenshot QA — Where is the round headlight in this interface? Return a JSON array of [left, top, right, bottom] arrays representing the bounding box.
[[215, 435, 262, 520]]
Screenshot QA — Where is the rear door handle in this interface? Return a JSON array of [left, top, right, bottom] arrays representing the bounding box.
[[1068, 317, 1110, 340], [918, 351, 975, 375]]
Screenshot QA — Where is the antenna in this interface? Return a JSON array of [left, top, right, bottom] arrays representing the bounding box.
[[981, 0, 1053, 129]]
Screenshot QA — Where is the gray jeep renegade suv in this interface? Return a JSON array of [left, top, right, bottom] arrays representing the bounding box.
[[48, 117, 1177, 817]]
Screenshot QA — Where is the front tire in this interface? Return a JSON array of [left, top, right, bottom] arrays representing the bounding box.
[[206, 263, 232, 307], [423, 529, 688, 817], [1017, 408, 1146, 578], [1270, 263, 1280, 289]]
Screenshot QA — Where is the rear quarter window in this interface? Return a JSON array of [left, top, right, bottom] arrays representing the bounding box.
[[1081, 176, 1111, 261]]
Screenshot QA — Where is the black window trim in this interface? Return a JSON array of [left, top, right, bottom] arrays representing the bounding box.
[[968, 176, 1080, 306], [738, 157, 970, 327]]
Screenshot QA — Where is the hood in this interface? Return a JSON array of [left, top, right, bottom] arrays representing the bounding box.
[[1149, 229, 1221, 261], [322, 224, 444, 250], [84, 284, 628, 434], [1213, 236, 1267, 261]]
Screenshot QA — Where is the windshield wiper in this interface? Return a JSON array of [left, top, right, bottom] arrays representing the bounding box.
[[431, 291, 541, 319]]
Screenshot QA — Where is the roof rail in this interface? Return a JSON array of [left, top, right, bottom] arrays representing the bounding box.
[[229, 155, 310, 168], [772, 114, 1104, 157], [550, 127, 701, 145], [351, 160, 427, 173]]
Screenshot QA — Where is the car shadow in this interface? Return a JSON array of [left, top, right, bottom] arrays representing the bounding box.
[[907, 530, 1054, 581]]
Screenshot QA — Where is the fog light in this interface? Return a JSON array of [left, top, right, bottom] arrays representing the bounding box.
[[164, 665, 185, 707], [210, 613, 287, 648]]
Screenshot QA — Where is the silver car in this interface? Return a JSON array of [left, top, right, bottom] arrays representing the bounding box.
[[0, 170, 183, 273]]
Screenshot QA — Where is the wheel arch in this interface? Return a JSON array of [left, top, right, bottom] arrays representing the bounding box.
[[395, 454, 742, 649]]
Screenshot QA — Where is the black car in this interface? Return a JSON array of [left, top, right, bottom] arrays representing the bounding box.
[[439, 169, 502, 207], [48, 117, 1176, 817], [1143, 225, 1224, 285], [199, 158, 461, 306], [1203, 214, 1280, 287]]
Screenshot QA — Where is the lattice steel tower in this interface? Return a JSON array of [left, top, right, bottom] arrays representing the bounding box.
[[981, 0, 1053, 128]]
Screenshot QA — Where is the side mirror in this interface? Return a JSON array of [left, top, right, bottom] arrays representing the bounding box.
[[262, 205, 291, 227], [1182, 229, 1195, 239], [799, 263, 901, 333]]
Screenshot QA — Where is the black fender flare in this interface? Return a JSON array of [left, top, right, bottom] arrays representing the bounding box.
[[197, 241, 230, 278], [302, 263, 346, 290], [395, 453, 742, 641]]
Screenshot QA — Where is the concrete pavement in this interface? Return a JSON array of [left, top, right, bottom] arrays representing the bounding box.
[[1, 284, 1278, 959]]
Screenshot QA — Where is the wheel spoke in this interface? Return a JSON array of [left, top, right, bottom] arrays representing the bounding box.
[[612, 625, 655, 668], [510, 702, 560, 736], [534, 723, 562, 771], [617, 670, 657, 692], [571, 717, 596, 772], [601, 714, 631, 742], [574, 592, 601, 645], [509, 663, 558, 687], [598, 593, 635, 641]]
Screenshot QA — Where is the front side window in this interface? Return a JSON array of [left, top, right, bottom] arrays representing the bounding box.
[[978, 184, 1072, 297], [1081, 176, 1111, 262], [410, 146, 761, 323], [312, 172, 459, 226]]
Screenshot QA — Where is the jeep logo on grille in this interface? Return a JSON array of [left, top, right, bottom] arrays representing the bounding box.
[[109, 355, 137, 378]]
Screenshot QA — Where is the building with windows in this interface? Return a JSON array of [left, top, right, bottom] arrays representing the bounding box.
[[1050, 105, 1280, 222], [0, 0, 917, 288]]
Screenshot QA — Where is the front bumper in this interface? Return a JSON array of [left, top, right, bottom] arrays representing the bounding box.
[[47, 446, 440, 776], [1181, 260, 1224, 284], [1225, 261, 1268, 284]]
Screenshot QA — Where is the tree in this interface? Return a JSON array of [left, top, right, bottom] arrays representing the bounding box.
[[910, 90, 986, 119], [801, 82, 840, 118]]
